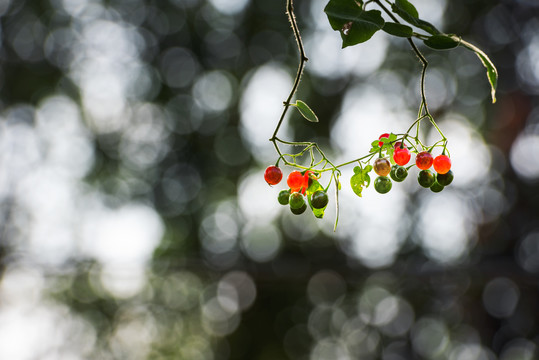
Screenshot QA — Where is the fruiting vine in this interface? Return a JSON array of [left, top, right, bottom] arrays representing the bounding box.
[[265, 0, 498, 230]]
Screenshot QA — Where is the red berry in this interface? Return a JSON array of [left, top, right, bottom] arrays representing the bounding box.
[[303, 170, 314, 188], [287, 171, 304, 192], [433, 155, 451, 174], [378, 133, 390, 147], [264, 166, 283, 185], [415, 151, 433, 170], [394, 141, 407, 149], [393, 147, 411, 166]]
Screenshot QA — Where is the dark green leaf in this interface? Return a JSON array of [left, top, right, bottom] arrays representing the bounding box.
[[416, 19, 441, 35], [423, 34, 460, 50], [382, 22, 413, 38], [324, 0, 363, 30], [395, 0, 418, 19], [390, 2, 440, 35], [324, 1, 384, 47], [293, 100, 319, 122], [341, 10, 385, 47]]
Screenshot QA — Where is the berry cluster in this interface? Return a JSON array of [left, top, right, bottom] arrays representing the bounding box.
[[264, 166, 329, 217], [371, 133, 453, 194], [264, 133, 454, 223]]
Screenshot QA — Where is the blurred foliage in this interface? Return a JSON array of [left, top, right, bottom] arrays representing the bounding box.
[[0, 0, 539, 359]]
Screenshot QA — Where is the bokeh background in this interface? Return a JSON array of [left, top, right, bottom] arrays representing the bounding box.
[[0, 0, 539, 359]]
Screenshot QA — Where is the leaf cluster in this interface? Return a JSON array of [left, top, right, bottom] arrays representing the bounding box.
[[323, 0, 497, 103]]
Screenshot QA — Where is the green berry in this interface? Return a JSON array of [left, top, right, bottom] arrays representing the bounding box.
[[430, 181, 444, 193], [374, 176, 392, 194], [311, 190, 329, 209], [289, 192, 305, 210], [278, 189, 291, 205], [418, 170, 435, 188], [390, 165, 407, 182], [436, 170, 454, 186], [291, 203, 307, 215], [395, 166, 408, 180]]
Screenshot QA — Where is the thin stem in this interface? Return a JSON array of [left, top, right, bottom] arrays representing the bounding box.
[[375, 0, 447, 142], [270, 0, 308, 142]]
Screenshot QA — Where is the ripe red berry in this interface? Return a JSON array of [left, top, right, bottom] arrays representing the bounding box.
[[287, 171, 304, 192], [393, 147, 411, 166], [378, 133, 390, 147], [415, 151, 433, 170], [433, 155, 451, 174], [264, 166, 283, 185]]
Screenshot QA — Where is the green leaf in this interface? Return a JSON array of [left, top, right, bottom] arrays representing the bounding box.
[[313, 207, 326, 219], [293, 100, 319, 122], [350, 166, 372, 197], [324, 0, 363, 30], [424, 34, 460, 50], [415, 19, 441, 36], [306, 178, 323, 195], [382, 22, 413, 38], [390, 1, 440, 35], [394, 0, 418, 19], [477, 52, 498, 104], [460, 38, 498, 103], [324, 1, 384, 47], [334, 173, 340, 232], [341, 10, 385, 47]]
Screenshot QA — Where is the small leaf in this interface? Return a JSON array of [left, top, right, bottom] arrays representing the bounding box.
[[313, 207, 326, 219], [353, 166, 361, 174], [460, 38, 498, 103], [293, 100, 319, 122], [307, 178, 323, 195], [477, 52, 498, 103], [334, 173, 340, 232], [351, 168, 371, 196], [424, 34, 460, 50], [382, 22, 413, 38]]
